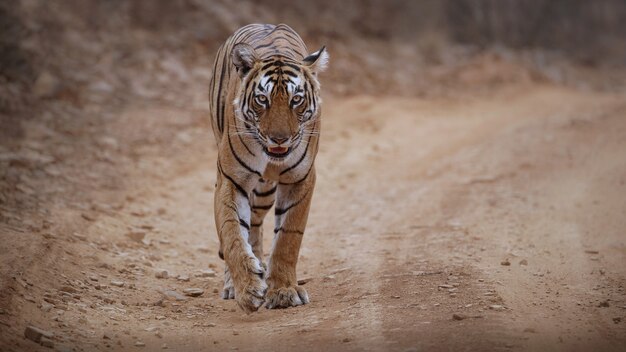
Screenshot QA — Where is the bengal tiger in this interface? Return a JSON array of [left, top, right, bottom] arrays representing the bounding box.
[[208, 24, 328, 312]]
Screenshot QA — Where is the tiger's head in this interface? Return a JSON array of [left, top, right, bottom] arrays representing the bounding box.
[[231, 44, 329, 160]]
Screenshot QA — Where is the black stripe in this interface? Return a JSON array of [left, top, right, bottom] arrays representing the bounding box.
[[280, 136, 311, 175], [239, 218, 250, 230], [228, 134, 262, 177], [253, 186, 276, 197], [235, 122, 256, 157], [283, 62, 302, 72], [218, 162, 248, 198], [279, 162, 313, 185], [274, 227, 304, 235], [251, 222, 263, 227], [254, 37, 283, 50], [217, 58, 227, 133], [275, 191, 308, 216], [252, 203, 274, 210]]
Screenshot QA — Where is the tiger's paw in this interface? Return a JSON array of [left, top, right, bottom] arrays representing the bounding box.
[[233, 257, 268, 313], [265, 285, 309, 309]]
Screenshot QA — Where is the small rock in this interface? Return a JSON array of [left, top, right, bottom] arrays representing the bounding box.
[[155, 269, 169, 279], [110, 281, 125, 287], [59, 286, 77, 294], [500, 259, 511, 266], [452, 313, 467, 320], [584, 249, 599, 254], [40, 336, 55, 348], [155, 331, 163, 338], [195, 245, 210, 253], [297, 277, 313, 285], [81, 213, 96, 221], [489, 305, 505, 311], [519, 259, 528, 266], [613, 317, 621, 324], [41, 302, 54, 312], [183, 288, 204, 297], [438, 284, 454, 289], [523, 327, 537, 333], [342, 338, 351, 343], [155, 315, 166, 320], [391, 295, 400, 299], [24, 325, 54, 343], [135, 341, 146, 347], [598, 300, 610, 308], [103, 333, 111, 339], [176, 275, 190, 282], [162, 344, 168, 349], [195, 269, 216, 278], [33, 71, 60, 98], [127, 231, 147, 243], [161, 290, 187, 301]]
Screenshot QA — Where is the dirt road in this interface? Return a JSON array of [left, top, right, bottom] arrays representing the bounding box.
[[1, 82, 625, 351]]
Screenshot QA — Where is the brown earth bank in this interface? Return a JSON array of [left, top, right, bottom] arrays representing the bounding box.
[[1, 80, 625, 351]]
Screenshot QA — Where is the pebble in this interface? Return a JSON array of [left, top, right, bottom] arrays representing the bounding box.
[[489, 305, 505, 311], [452, 313, 467, 320], [162, 344, 169, 349], [584, 249, 599, 254], [81, 213, 96, 221], [195, 269, 216, 278], [500, 259, 511, 266], [297, 277, 313, 285], [598, 300, 610, 308], [110, 281, 125, 287], [176, 275, 190, 282], [519, 259, 528, 266], [59, 286, 78, 294], [183, 288, 204, 297], [155, 269, 169, 279], [135, 341, 146, 347], [127, 231, 147, 243], [24, 325, 54, 344], [161, 290, 188, 301], [33, 71, 61, 98], [40, 337, 55, 348], [41, 302, 54, 312], [342, 338, 351, 343], [438, 284, 454, 289]]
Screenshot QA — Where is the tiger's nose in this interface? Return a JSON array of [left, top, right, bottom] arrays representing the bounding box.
[[270, 136, 289, 145]]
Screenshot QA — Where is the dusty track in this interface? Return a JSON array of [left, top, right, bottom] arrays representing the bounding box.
[[1, 83, 625, 351]]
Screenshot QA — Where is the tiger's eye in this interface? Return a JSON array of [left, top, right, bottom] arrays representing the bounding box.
[[292, 95, 302, 104], [256, 95, 267, 102]]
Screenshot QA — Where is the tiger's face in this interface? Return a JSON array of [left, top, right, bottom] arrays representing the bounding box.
[[232, 44, 329, 160]]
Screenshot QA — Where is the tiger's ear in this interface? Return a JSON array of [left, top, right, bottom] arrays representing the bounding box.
[[303, 46, 329, 74], [232, 43, 258, 78]]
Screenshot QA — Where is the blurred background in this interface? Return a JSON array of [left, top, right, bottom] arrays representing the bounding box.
[[2, 0, 626, 141]]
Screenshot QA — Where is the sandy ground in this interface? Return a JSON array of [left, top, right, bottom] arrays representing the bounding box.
[[1, 81, 625, 351]]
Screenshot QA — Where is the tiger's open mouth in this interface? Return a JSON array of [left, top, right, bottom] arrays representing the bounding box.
[[265, 146, 291, 158]]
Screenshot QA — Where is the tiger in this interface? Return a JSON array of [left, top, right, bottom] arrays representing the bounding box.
[[208, 23, 328, 313]]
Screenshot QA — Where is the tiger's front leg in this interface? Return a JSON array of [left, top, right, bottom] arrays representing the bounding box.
[[265, 169, 315, 309], [214, 164, 267, 313]]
